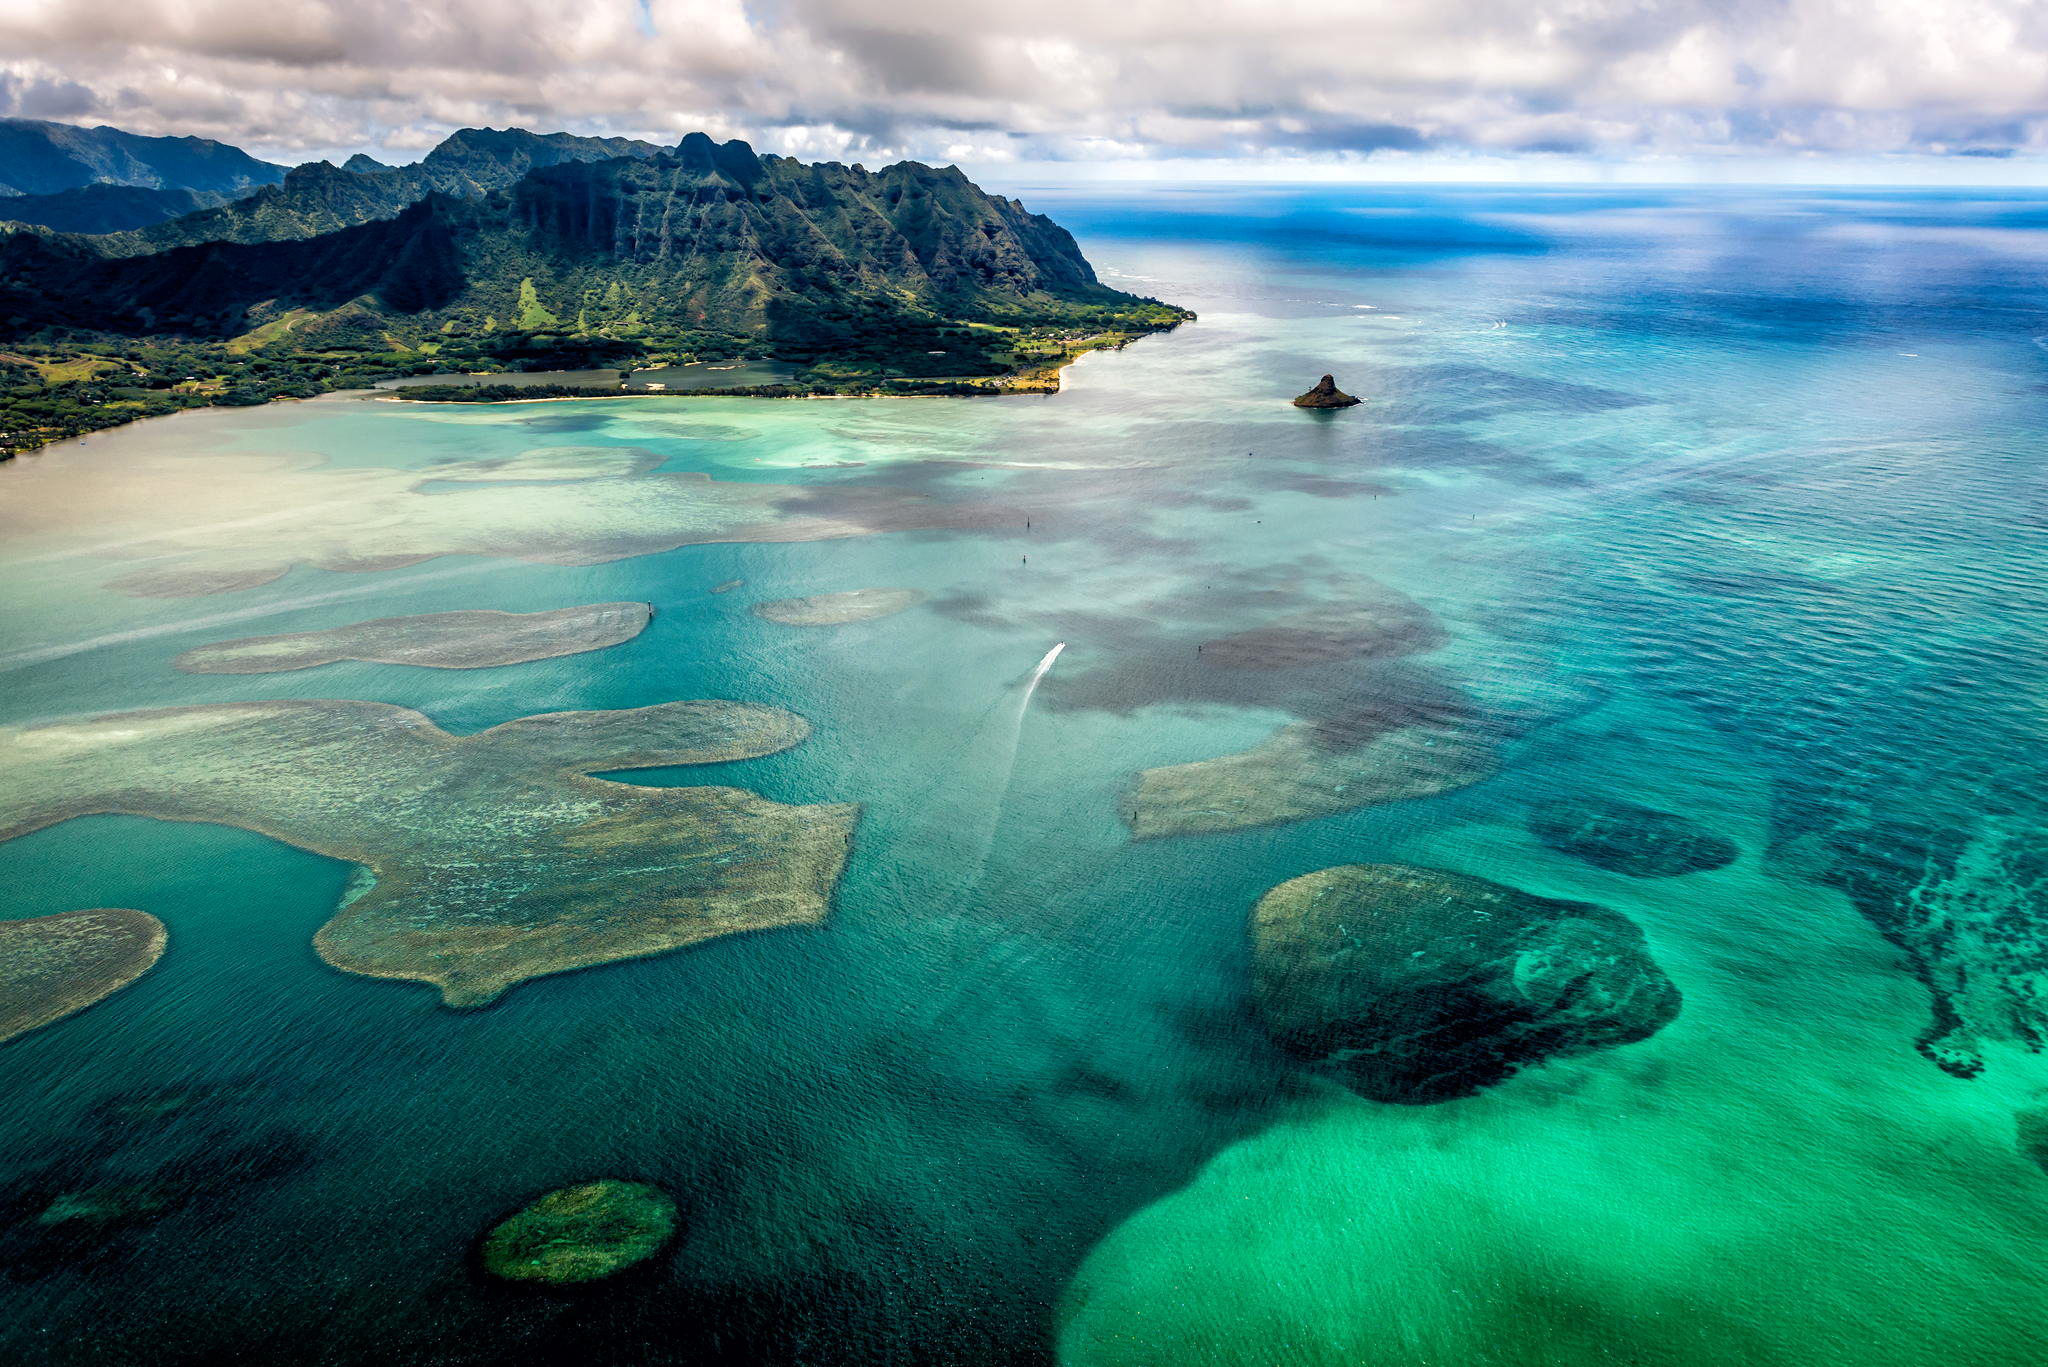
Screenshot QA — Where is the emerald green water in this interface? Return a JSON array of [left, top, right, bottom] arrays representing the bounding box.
[[2, 188, 2046, 1364]]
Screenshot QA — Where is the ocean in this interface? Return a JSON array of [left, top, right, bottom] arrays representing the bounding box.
[[2, 185, 2045, 1365]]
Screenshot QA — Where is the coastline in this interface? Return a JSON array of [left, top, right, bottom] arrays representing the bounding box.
[[368, 383, 1065, 407], [372, 324, 1156, 407], [4, 327, 1170, 459]]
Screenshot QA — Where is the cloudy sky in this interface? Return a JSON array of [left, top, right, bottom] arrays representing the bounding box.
[[2, 0, 2046, 181]]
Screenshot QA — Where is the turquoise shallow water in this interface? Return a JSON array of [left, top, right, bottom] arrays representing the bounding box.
[[1, 187, 2046, 1364]]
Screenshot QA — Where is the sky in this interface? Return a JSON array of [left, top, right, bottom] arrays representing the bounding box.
[[2, 0, 2047, 185]]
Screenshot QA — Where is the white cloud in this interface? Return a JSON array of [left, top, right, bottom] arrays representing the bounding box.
[[0, 0, 2044, 168]]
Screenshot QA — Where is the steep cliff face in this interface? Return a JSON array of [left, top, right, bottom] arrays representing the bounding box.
[[474, 143, 1111, 328]]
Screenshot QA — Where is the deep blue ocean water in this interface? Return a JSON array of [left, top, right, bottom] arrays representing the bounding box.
[[1, 186, 2046, 1365]]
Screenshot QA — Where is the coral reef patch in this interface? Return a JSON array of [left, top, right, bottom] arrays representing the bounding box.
[[1249, 862, 1680, 1102], [1772, 817, 2048, 1078], [1528, 800, 1739, 878], [0, 700, 854, 1007], [1124, 708, 1495, 839], [0, 909, 166, 1044]]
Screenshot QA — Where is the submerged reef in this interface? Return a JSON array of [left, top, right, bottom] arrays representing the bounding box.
[[173, 602, 652, 673], [0, 1077, 313, 1280], [1125, 709, 1494, 839], [2018, 1105, 2048, 1176], [0, 909, 166, 1044], [751, 589, 923, 626], [1250, 862, 1680, 1102], [417, 446, 665, 482], [1773, 817, 2048, 1078], [480, 1181, 680, 1284], [1029, 568, 1452, 718], [0, 444, 1006, 600], [1197, 599, 1445, 670], [1529, 800, 1739, 878], [949, 564, 1536, 839], [0, 700, 855, 1007], [1292, 374, 1362, 409]]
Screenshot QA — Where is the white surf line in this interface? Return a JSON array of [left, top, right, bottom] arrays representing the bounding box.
[[0, 560, 505, 673]]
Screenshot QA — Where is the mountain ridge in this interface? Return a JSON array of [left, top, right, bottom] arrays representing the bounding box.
[[0, 118, 286, 197], [2, 135, 1173, 353], [91, 127, 674, 254], [0, 183, 236, 233]]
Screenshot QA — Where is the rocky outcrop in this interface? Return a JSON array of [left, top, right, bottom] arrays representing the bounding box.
[[1528, 800, 1739, 878], [1249, 862, 1680, 1102], [480, 1180, 679, 1284], [1292, 374, 1361, 409]]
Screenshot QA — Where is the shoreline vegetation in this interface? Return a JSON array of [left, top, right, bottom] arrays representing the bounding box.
[[381, 328, 1159, 406], [0, 318, 1181, 459]]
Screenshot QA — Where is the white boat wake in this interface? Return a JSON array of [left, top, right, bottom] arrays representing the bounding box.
[[958, 642, 1065, 885]]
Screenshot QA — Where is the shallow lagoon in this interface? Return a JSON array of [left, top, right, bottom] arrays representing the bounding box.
[[2, 187, 2046, 1365]]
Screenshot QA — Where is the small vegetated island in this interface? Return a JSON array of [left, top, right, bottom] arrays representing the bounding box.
[[0, 128, 1191, 456]]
